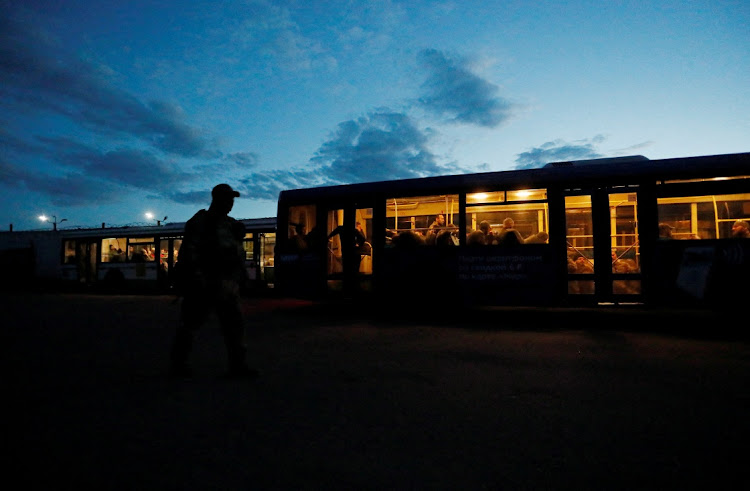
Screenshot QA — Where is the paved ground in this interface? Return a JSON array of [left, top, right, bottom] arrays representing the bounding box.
[[5, 293, 749, 489]]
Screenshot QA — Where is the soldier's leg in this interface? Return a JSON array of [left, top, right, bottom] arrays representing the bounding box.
[[216, 281, 248, 372], [170, 294, 208, 374]]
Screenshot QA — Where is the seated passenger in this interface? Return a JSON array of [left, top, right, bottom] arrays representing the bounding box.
[[478, 220, 497, 245], [435, 229, 456, 247], [575, 256, 594, 274], [466, 230, 486, 246], [524, 231, 549, 244], [731, 219, 750, 238], [496, 217, 523, 246], [392, 230, 425, 248]]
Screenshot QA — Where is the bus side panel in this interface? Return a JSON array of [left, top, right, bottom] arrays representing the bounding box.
[[276, 252, 325, 299], [456, 246, 557, 306], [377, 245, 557, 307], [652, 239, 750, 309], [378, 247, 461, 307]]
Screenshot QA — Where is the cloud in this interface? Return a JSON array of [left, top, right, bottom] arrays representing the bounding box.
[[514, 137, 606, 169], [0, 13, 218, 159], [0, 11, 244, 209], [236, 109, 473, 201], [416, 49, 516, 128], [232, 0, 335, 74], [312, 110, 468, 182], [0, 156, 120, 206], [225, 152, 260, 168]]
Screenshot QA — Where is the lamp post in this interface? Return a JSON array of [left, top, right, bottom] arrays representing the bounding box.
[[39, 214, 67, 231], [145, 212, 168, 226]]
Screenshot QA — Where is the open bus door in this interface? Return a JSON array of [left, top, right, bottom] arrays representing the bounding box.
[[325, 204, 374, 298]]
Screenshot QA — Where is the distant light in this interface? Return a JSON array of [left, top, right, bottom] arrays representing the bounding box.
[[145, 212, 154, 220], [39, 214, 48, 222]]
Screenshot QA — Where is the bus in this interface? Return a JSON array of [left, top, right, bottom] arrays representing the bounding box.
[[274, 152, 750, 309], [0, 217, 277, 292]]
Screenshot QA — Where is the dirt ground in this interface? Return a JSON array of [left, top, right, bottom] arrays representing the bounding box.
[[5, 293, 749, 489]]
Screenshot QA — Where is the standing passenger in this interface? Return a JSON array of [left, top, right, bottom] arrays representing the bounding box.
[[169, 183, 256, 379], [658, 223, 674, 239]]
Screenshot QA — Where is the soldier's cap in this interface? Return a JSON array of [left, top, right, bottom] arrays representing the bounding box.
[[212, 183, 240, 199]]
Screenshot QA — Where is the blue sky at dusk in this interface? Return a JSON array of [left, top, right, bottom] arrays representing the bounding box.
[[2, 0, 748, 231]]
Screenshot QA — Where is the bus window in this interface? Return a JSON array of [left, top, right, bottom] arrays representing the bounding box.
[[101, 237, 126, 262], [286, 204, 316, 252], [466, 188, 549, 245], [63, 240, 77, 264], [657, 192, 750, 239], [243, 232, 254, 260], [127, 237, 155, 262], [385, 194, 459, 247]]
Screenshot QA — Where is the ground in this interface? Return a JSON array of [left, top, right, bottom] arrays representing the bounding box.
[[5, 293, 748, 489]]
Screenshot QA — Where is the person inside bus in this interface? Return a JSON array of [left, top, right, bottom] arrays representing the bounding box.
[[478, 220, 497, 245], [108, 244, 123, 262], [658, 223, 674, 239], [731, 219, 750, 238], [392, 230, 425, 248], [328, 221, 369, 254], [524, 231, 549, 244], [429, 214, 446, 234], [496, 217, 523, 246], [327, 221, 371, 273], [289, 222, 308, 251], [466, 230, 486, 246], [170, 183, 255, 379], [435, 226, 458, 247]]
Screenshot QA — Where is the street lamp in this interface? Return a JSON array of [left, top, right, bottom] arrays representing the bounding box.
[[38, 214, 67, 231], [145, 212, 168, 226]]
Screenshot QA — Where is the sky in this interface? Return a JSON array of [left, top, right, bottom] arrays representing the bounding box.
[[2, 0, 748, 231]]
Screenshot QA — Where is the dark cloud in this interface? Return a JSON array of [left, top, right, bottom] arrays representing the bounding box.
[[417, 49, 515, 128], [0, 11, 241, 210], [0, 156, 119, 206], [514, 138, 606, 169], [235, 110, 472, 201], [0, 13, 217, 159], [311, 110, 457, 182], [78, 149, 193, 189]]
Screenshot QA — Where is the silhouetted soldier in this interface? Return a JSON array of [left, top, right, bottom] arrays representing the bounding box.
[[170, 183, 256, 379]]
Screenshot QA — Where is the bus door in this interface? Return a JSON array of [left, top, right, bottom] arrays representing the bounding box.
[[325, 205, 374, 296], [259, 232, 276, 286], [564, 187, 643, 304], [76, 239, 98, 285]]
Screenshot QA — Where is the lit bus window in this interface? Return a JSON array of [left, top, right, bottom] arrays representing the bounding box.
[[102, 238, 126, 262], [467, 191, 505, 204], [466, 188, 549, 245], [63, 240, 76, 264], [243, 232, 254, 260], [657, 193, 750, 239], [286, 204, 316, 252], [127, 237, 155, 262], [385, 194, 459, 246]]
